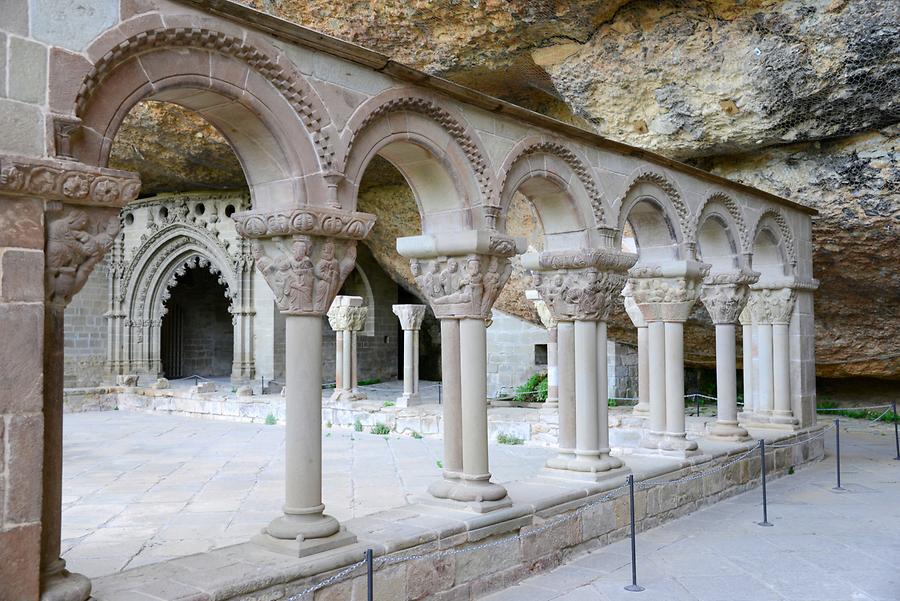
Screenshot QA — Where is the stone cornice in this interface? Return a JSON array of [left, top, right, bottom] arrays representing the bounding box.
[[0, 154, 140, 207], [523, 248, 637, 273], [232, 205, 376, 240], [397, 231, 525, 260]]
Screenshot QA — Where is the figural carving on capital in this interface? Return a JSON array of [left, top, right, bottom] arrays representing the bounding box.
[[749, 287, 797, 325], [411, 254, 511, 320], [0, 155, 140, 206], [699, 269, 759, 325], [392, 304, 426, 330], [528, 249, 636, 322], [626, 262, 709, 323], [252, 235, 357, 316], [46, 205, 120, 307]]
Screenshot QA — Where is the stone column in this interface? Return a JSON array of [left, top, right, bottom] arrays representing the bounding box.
[[0, 155, 144, 601], [629, 263, 706, 456], [326, 296, 367, 403], [526, 290, 558, 407], [399, 231, 524, 510], [645, 320, 667, 444], [546, 320, 576, 468], [623, 296, 649, 415], [528, 248, 635, 483], [749, 286, 799, 428], [699, 272, 756, 441], [234, 205, 375, 555], [231, 245, 256, 383], [739, 305, 755, 418], [392, 304, 426, 406]]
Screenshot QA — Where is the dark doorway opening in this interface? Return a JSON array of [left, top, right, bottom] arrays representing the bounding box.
[[161, 266, 232, 379]]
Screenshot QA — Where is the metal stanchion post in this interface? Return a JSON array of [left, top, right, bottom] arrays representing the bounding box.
[[758, 439, 773, 527], [833, 418, 845, 491], [893, 402, 899, 461], [624, 474, 644, 592], [696, 396, 701, 417], [438, 383, 442, 404], [365, 548, 374, 601]]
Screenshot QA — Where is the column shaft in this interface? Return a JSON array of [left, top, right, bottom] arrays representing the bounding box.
[[758, 323, 774, 413], [412, 329, 420, 395], [772, 323, 791, 416], [350, 331, 358, 391], [334, 331, 343, 390], [265, 316, 338, 540], [439, 319, 462, 476], [647, 321, 666, 436], [596, 322, 612, 456], [556, 322, 576, 455], [664, 321, 686, 437], [402, 328, 415, 396], [574, 320, 599, 459], [459, 318, 489, 477], [715, 323, 738, 423], [546, 326, 559, 406], [635, 326, 650, 414], [741, 323, 753, 414]]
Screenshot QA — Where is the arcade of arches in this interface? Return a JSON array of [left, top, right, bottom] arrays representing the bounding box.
[[0, 1, 822, 600]]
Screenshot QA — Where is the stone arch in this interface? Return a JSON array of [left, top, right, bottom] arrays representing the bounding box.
[[615, 169, 688, 262], [497, 136, 608, 251], [335, 88, 496, 233], [750, 209, 797, 281], [64, 15, 333, 210], [694, 192, 749, 273]]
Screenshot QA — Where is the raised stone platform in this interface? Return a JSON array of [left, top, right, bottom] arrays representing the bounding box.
[[87, 426, 824, 601]]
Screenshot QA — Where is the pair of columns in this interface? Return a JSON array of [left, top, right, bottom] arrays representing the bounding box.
[[626, 264, 707, 454], [526, 249, 635, 482], [392, 304, 426, 407], [400, 231, 524, 510], [739, 286, 800, 428], [327, 295, 367, 402]]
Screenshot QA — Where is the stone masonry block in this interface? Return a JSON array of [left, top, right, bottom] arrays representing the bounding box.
[[406, 555, 454, 600], [0, 99, 44, 156], [0, 303, 43, 414], [31, 0, 118, 51], [520, 515, 582, 565], [455, 535, 519, 584], [0, 249, 43, 302], [8, 37, 47, 104], [0, 33, 6, 99], [0, 523, 41, 600], [0, 1, 28, 36], [6, 414, 43, 524]]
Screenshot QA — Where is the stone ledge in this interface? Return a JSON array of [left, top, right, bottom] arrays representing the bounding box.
[[89, 427, 824, 601]]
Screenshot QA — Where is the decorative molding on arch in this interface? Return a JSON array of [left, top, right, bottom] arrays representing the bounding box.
[[694, 191, 750, 253], [75, 26, 334, 168], [616, 169, 690, 240], [339, 91, 495, 204], [751, 208, 797, 267], [498, 138, 607, 227]]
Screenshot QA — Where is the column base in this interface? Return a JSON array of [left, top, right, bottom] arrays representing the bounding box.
[[540, 462, 632, 487], [264, 508, 341, 541], [428, 473, 511, 512], [707, 420, 752, 442], [427, 471, 461, 498], [544, 450, 576, 471], [632, 403, 650, 416], [330, 389, 366, 403], [659, 432, 700, 453], [640, 430, 665, 449], [395, 393, 422, 408], [740, 411, 800, 431], [40, 560, 91, 601], [252, 526, 357, 558]]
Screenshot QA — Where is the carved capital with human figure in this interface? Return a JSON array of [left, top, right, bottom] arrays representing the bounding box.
[[699, 269, 759, 325], [626, 260, 709, 323], [410, 253, 512, 320]]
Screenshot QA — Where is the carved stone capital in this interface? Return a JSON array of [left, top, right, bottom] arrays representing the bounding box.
[[410, 253, 511, 319], [328, 297, 368, 332], [252, 235, 357, 316], [232, 205, 375, 240], [392, 304, 426, 330], [749, 287, 797, 325], [699, 269, 758, 325], [46, 204, 121, 307], [0, 154, 140, 206], [626, 274, 704, 323], [531, 267, 628, 322]]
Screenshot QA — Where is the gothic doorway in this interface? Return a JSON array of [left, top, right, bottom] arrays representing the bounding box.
[[160, 266, 233, 379]]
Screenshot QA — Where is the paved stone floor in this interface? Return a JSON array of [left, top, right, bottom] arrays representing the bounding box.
[[483, 423, 900, 601], [60, 411, 553, 578]]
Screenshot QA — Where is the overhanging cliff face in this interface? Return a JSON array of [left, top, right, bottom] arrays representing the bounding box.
[[108, 0, 900, 379]]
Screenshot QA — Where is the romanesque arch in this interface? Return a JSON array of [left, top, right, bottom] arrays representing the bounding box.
[[496, 136, 608, 251], [615, 170, 688, 263], [693, 192, 749, 274], [56, 14, 332, 211], [335, 89, 495, 232], [750, 209, 797, 281]]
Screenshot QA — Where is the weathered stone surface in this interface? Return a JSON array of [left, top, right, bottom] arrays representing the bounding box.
[[0, 99, 44, 156], [0, 0, 28, 37], [0, 304, 43, 414], [0, 524, 41, 600], [30, 0, 118, 51], [5, 414, 43, 523], [8, 37, 46, 104], [0, 198, 44, 250], [0, 249, 43, 302]]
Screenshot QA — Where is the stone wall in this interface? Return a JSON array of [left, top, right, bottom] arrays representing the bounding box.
[[487, 310, 548, 397], [0, 196, 45, 600], [64, 265, 108, 387], [609, 342, 638, 400]]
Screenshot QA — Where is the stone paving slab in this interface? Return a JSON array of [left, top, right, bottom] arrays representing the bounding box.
[[482, 427, 900, 601], [61, 411, 554, 578]]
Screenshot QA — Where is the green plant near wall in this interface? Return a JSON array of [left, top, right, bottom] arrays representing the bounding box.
[[265, 414, 277, 425], [514, 372, 548, 402], [496, 432, 524, 445], [353, 420, 363, 432], [371, 423, 391, 436]]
